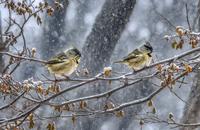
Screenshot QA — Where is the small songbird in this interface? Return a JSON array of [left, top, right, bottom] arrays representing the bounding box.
[[114, 41, 153, 71], [46, 47, 81, 76]]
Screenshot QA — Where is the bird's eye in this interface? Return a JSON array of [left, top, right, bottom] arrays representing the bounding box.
[[69, 51, 75, 55]]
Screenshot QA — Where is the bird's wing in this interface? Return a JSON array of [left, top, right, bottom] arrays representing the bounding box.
[[122, 49, 142, 61], [47, 52, 69, 64]]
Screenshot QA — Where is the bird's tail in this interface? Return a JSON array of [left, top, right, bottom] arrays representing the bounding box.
[[113, 60, 124, 64]]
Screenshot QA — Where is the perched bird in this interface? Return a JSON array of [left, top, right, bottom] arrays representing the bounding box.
[[114, 41, 153, 71], [46, 47, 81, 76]]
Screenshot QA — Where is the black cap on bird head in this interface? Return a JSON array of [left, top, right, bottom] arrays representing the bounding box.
[[66, 47, 81, 58], [143, 41, 153, 53], [71, 47, 81, 57]]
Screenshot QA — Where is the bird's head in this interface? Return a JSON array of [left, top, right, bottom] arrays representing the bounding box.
[[140, 41, 153, 54], [64, 47, 81, 63]]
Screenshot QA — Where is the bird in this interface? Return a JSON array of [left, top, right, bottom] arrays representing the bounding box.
[[114, 41, 153, 71], [46, 47, 81, 77]]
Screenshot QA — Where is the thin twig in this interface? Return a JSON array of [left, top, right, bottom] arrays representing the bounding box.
[[185, 3, 192, 31], [0, 51, 47, 64], [0, 91, 25, 110]]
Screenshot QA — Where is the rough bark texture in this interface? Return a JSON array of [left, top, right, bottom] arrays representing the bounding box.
[[79, 0, 137, 130], [180, 1, 200, 130]]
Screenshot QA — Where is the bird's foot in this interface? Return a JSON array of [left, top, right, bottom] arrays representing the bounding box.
[[61, 74, 70, 80], [132, 69, 139, 73]]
